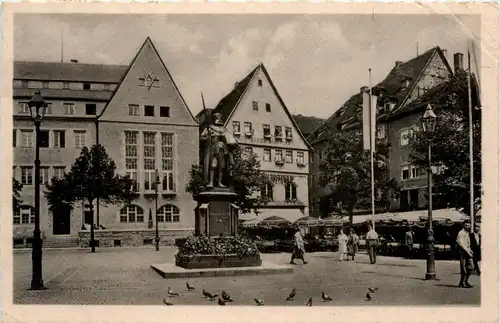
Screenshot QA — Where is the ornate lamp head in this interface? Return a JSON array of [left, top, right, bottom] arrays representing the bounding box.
[[422, 104, 437, 134], [28, 90, 48, 122]]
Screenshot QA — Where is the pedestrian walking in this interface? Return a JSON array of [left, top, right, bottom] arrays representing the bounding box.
[[405, 228, 415, 259], [470, 223, 481, 275], [337, 229, 348, 261], [290, 225, 308, 265], [456, 221, 474, 288], [347, 229, 359, 261], [366, 225, 379, 264]]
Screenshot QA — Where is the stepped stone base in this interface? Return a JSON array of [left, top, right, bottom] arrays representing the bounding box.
[[151, 262, 293, 279]]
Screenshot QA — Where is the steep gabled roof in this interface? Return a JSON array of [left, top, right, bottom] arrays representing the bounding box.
[[292, 114, 326, 137], [308, 46, 452, 145], [98, 37, 198, 124], [209, 63, 313, 150], [211, 66, 259, 122]]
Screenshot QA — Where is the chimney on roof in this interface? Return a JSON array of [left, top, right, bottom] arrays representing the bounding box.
[[453, 53, 464, 72], [70, 59, 78, 63], [395, 61, 403, 67], [360, 86, 369, 93]]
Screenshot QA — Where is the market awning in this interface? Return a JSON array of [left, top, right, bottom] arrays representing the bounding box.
[[295, 216, 325, 227], [240, 208, 304, 227]]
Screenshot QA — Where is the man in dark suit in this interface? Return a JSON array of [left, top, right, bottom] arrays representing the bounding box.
[[470, 224, 481, 275]]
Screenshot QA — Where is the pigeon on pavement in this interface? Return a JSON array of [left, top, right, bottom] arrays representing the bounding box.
[[186, 282, 195, 291], [205, 291, 219, 301], [218, 298, 226, 306], [222, 291, 234, 302], [254, 298, 264, 306], [202, 289, 210, 298], [321, 292, 332, 302], [365, 293, 372, 301], [167, 287, 179, 297], [368, 287, 379, 293], [163, 299, 173, 306], [286, 288, 296, 301], [305, 297, 313, 306]]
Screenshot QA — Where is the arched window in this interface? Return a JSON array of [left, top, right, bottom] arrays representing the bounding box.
[[261, 183, 273, 200], [119, 205, 144, 223], [285, 183, 297, 201], [158, 204, 180, 222], [13, 205, 34, 224]]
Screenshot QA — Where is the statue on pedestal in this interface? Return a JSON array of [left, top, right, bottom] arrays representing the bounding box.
[[201, 113, 238, 188]]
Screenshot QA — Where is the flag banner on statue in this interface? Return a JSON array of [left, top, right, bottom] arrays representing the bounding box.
[[362, 90, 377, 151]]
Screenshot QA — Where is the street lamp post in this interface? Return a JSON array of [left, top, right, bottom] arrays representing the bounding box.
[[154, 169, 160, 251], [28, 90, 47, 290], [422, 104, 437, 281]]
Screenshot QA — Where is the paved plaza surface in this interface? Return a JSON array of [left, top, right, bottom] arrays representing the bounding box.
[[13, 247, 480, 306]]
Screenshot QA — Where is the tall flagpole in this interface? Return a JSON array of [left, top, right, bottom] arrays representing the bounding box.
[[467, 44, 474, 227], [369, 68, 375, 230]]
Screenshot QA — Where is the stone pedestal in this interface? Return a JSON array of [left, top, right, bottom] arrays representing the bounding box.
[[194, 187, 239, 237]]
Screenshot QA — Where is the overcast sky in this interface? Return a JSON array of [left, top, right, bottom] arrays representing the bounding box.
[[14, 14, 480, 119]]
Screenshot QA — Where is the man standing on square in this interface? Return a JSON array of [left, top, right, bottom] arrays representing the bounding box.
[[366, 224, 379, 264], [470, 223, 481, 275], [405, 228, 415, 259], [456, 221, 474, 288]]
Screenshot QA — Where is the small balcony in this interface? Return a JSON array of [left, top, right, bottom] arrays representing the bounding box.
[[245, 130, 254, 137], [297, 160, 306, 168], [233, 131, 241, 136]]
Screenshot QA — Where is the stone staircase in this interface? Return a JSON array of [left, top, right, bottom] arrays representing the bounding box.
[[42, 237, 80, 249]]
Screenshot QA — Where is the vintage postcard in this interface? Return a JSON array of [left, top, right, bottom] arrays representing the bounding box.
[[1, 3, 498, 323]]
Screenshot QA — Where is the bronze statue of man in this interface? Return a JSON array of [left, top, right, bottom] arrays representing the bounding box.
[[201, 113, 238, 188]]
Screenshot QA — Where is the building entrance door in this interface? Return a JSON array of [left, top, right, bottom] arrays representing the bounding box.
[[53, 206, 71, 235], [84, 211, 93, 225]]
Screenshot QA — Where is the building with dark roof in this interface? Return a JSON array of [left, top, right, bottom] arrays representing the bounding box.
[[200, 63, 313, 223], [13, 37, 199, 248], [292, 114, 326, 139], [308, 47, 463, 217]]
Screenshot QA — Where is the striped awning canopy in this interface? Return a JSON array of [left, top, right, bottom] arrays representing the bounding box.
[[294, 216, 324, 227]]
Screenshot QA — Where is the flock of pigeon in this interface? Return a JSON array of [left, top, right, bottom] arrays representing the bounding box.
[[162, 283, 380, 306]]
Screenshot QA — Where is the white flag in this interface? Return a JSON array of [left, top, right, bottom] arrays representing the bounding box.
[[362, 90, 377, 151]]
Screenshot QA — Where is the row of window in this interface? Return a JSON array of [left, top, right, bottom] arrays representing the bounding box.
[[128, 104, 170, 117], [124, 131, 176, 192], [13, 80, 118, 92], [13, 165, 66, 185], [13, 204, 181, 224], [252, 101, 272, 113], [261, 182, 298, 201], [13, 129, 87, 149], [244, 146, 305, 165], [232, 121, 293, 140], [119, 204, 180, 223], [401, 165, 426, 181], [18, 101, 97, 116]]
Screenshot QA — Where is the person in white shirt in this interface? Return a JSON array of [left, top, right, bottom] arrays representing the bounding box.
[[456, 221, 474, 288], [290, 225, 308, 265], [337, 229, 348, 261], [366, 225, 379, 264]]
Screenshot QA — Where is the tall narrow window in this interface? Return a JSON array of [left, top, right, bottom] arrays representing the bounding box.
[[285, 150, 293, 163], [266, 103, 271, 112], [40, 167, 49, 185], [21, 130, 33, 148], [263, 125, 271, 138], [18, 102, 30, 114], [261, 183, 273, 200], [252, 101, 258, 111], [53, 130, 66, 148], [244, 122, 252, 135], [263, 149, 271, 162], [285, 183, 297, 201], [161, 133, 175, 192], [74, 131, 87, 149], [13, 129, 16, 147], [275, 149, 283, 162], [39, 130, 50, 148], [297, 151, 305, 165], [143, 132, 156, 190], [125, 131, 139, 192], [232, 121, 241, 134], [257, 79, 263, 86], [63, 103, 75, 115], [275, 126, 283, 138], [21, 167, 33, 185], [285, 127, 293, 139]]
